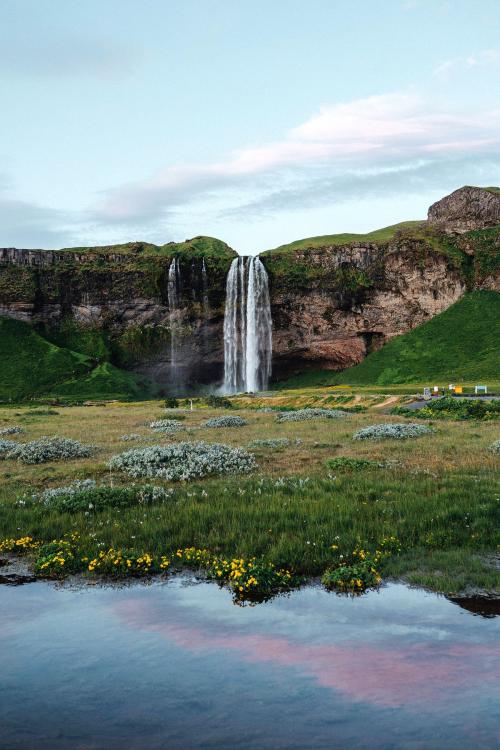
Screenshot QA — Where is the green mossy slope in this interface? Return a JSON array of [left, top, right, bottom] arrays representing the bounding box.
[[0, 317, 92, 401], [276, 291, 500, 388], [51, 362, 152, 401], [0, 317, 153, 401]]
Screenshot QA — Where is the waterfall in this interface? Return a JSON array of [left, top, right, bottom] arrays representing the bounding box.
[[223, 256, 272, 393], [168, 257, 181, 383], [223, 257, 244, 393]]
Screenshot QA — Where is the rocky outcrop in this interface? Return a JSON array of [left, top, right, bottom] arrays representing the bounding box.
[[428, 186, 500, 234]]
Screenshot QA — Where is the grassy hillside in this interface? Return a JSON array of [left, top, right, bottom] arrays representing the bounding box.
[[0, 317, 92, 401], [276, 291, 500, 388], [60, 235, 236, 260], [0, 317, 153, 402], [51, 362, 152, 401], [264, 221, 424, 254]]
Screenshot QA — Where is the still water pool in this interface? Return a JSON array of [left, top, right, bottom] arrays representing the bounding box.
[[1, 579, 499, 749]]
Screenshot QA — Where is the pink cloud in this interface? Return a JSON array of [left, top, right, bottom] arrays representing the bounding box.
[[93, 91, 500, 224]]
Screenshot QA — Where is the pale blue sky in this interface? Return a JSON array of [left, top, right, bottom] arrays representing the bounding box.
[[1, 0, 499, 252]]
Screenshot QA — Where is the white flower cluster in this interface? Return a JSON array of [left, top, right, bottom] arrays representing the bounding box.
[[0, 439, 18, 457], [276, 408, 346, 423], [149, 419, 185, 435], [488, 439, 500, 454], [31, 479, 97, 506], [203, 415, 248, 428], [108, 441, 257, 481], [9, 436, 95, 464], [248, 438, 301, 449], [135, 485, 175, 503], [353, 423, 434, 441], [119, 433, 143, 441], [0, 426, 24, 436]]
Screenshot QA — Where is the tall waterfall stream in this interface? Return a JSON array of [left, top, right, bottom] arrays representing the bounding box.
[[223, 256, 272, 393]]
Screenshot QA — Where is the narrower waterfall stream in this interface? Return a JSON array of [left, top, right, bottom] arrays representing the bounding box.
[[201, 259, 210, 321], [223, 256, 272, 393], [167, 257, 181, 384]]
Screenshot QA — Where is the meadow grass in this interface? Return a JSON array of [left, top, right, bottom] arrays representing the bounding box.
[[0, 398, 499, 594]]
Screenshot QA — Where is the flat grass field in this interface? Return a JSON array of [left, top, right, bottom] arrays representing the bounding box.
[[1, 396, 499, 595]]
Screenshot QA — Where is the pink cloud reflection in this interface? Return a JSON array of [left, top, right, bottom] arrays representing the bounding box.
[[111, 597, 500, 710]]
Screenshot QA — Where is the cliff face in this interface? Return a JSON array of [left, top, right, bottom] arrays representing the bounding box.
[[0, 189, 499, 392], [263, 237, 469, 378], [0, 239, 236, 392]]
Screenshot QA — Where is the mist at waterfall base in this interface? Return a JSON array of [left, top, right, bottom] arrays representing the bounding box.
[[223, 255, 272, 394]]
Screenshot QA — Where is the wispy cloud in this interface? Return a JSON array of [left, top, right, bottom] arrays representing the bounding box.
[[433, 49, 500, 81], [2, 90, 499, 248], [92, 92, 500, 226]]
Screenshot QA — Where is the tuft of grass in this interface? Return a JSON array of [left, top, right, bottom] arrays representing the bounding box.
[[325, 456, 380, 472]]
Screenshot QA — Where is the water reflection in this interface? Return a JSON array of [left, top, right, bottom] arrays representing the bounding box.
[[1, 579, 499, 750]]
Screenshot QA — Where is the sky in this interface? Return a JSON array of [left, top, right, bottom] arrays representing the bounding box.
[[1, 0, 499, 253]]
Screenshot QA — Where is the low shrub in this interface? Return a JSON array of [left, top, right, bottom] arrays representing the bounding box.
[[205, 555, 297, 602], [29, 479, 96, 506], [325, 456, 380, 472], [353, 423, 434, 441], [488, 439, 500, 454], [25, 481, 174, 512], [204, 415, 248, 428], [322, 561, 381, 593], [149, 419, 185, 435], [108, 441, 257, 481], [248, 438, 301, 450], [321, 546, 388, 593], [276, 408, 347, 423], [0, 439, 18, 458], [8, 436, 95, 464], [0, 426, 24, 436], [204, 395, 233, 409], [393, 397, 500, 421], [119, 433, 143, 441], [164, 397, 179, 409]]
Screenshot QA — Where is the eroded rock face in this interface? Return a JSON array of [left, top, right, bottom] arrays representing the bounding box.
[[266, 240, 467, 377], [428, 186, 500, 234]]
